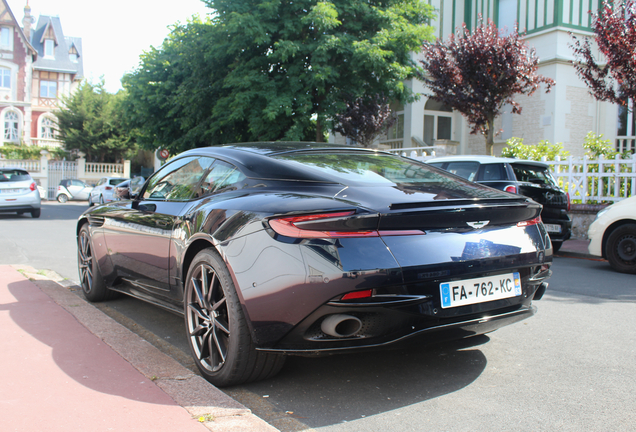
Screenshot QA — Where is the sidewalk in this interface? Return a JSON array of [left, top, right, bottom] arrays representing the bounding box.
[[555, 238, 597, 259], [0, 265, 277, 432]]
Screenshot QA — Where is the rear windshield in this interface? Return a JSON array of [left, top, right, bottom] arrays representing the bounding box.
[[273, 152, 511, 198], [109, 178, 129, 186], [0, 169, 31, 182], [511, 164, 558, 187]]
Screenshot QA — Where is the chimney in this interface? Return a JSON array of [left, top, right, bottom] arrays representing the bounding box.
[[22, 2, 33, 41]]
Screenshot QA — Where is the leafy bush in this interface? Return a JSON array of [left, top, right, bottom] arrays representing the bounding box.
[[0, 144, 68, 160], [501, 137, 570, 161]]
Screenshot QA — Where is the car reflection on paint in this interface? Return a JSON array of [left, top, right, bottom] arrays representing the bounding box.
[[76, 142, 552, 387]]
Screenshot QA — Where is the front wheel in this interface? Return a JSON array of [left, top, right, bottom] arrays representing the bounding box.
[[606, 224, 636, 274], [184, 249, 285, 387], [77, 224, 118, 301]]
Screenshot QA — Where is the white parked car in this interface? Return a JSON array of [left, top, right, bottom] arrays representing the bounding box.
[[588, 195, 636, 274], [0, 167, 41, 218], [56, 179, 93, 203], [89, 177, 129, 206]]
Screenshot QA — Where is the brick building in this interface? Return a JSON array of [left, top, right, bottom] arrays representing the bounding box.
[[0, 0, 82, 148]]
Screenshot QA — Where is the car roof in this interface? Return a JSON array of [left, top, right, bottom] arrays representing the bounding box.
[[426, 155, 549, 167], [175, 142, 395, 182]]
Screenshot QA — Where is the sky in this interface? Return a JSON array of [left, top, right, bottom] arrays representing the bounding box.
[[6, 0, 213, 93]]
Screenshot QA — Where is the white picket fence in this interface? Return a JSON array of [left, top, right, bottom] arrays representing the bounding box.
[[389, 148, 636, 203], [547, 154, 636, 203]]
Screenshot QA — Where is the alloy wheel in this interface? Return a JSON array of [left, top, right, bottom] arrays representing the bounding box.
[[186, 263, 230, 372], [78, 229, 94, 292]]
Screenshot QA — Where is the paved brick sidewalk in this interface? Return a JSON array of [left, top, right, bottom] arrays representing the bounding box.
[[0, 265, 277, 432]]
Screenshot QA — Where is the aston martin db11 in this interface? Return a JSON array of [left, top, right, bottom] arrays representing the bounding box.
[[76, 142, 552, 386]]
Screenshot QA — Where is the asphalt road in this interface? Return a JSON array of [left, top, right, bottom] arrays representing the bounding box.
[[2, 202, 635, 431]]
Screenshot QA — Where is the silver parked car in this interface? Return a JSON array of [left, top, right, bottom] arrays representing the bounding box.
[[89, 177, 129, 206], [0, 167, 41, 218]]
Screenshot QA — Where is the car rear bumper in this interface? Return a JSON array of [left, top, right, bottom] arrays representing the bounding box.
[[260, 304, 537, 354], [0, 193, 41, 212]]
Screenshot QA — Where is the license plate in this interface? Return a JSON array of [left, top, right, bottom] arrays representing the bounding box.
[[440, 272, 522, 309], [0, 188, 22, 194], [544, 223, 562, 233]]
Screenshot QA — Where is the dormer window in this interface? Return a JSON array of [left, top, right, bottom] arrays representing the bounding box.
[[68, 45, 79, 62], [44, 39, 55, 58]]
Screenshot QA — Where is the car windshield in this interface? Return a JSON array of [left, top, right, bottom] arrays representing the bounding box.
[[109, 178, 129, 186], [0, 169, 31, 182], [511, 164, 558, 187], [273, 152, 510, 200]]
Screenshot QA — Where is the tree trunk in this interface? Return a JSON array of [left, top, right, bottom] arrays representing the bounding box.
[[315, 116, 324, 142], [485, 116, 495, 155]]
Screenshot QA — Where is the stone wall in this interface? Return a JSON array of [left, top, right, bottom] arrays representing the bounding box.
[[569, 204, 608, 239]]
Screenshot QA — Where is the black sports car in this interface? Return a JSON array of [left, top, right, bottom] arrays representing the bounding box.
[[76, 143, 552, 386]]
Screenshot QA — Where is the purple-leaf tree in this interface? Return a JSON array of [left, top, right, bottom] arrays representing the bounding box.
[[420, 18, 554, 154], [332, 94, 396, 148], [571, 0, 636, 106]]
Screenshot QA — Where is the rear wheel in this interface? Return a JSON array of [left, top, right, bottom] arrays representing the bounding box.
[[31, 209, 41, 218], [184, 249, 285, 387], [77, 224, 118, 301], [57, 194, 69, 203], [88, 195, 94, 207], [99, 195, 104, 205], [605, 224, 636, 274], [552, 241, 562, 253]]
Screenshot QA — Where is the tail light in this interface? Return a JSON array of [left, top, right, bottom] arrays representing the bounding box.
[[105, 186, 113, 190], [517, 216, 542, 227], [268, 211, 424, 239], [566, 192, 571, 212], [504, 185, 517, 194], [30, 182, 37, 192]]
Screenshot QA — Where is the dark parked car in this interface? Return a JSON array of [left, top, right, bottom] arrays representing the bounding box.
[[77, 143, 552, 386], [427, 156, 572, 252]]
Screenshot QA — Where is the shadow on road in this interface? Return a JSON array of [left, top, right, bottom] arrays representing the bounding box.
[[235, 336, 489, 428], [0, 202, 88, 221]]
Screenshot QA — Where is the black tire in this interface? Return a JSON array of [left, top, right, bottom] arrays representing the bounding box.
[[77, 224, 119, 301], [605, 224, 636, 274], [31, 209, 41, 218], [57, 194, 69, 203], [99, 195, 104, 205], [184, 249, 285, 387], [88, 196, 94, 207], [552, 240, 562, 253]]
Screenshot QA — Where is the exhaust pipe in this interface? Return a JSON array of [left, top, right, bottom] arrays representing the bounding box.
[[321, 314, 362, 338], [534, 282, 548, 300]]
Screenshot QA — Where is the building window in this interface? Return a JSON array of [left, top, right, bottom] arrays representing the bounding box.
[[44, 39, 55, 58], [69, 53, 78, 62], [40, 80, 57, 98], [41, 116, 56, 139], [498, 0, 518, 33], [387, 113, 404, 140], [0, 27, 12, 50], [0, 67, 10, 88], [618, 100, 635, 137], [4, 111, 19, 142], [423, 99, 453, 146]]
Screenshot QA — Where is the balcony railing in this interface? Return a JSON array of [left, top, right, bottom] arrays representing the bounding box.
[[616, 136, 636, 154]]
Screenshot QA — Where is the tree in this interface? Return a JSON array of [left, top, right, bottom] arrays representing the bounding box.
[[56, 80, 137, 162], [419, 18, 554, 154], [571, 0, 636, 107], [332, 94, 396, 147], [123, 1, 435, 153]]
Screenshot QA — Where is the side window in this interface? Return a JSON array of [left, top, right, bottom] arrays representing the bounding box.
[[479, 164, 507, 181], [96, 178, 106, 186], [198, 160, 246, 197], [143, 156, 214, 201], [445, 162, 480, 181]]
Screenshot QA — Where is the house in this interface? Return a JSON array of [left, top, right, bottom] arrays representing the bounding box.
[[331, 0, 634, 157], [0, 0, 82, 149]]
